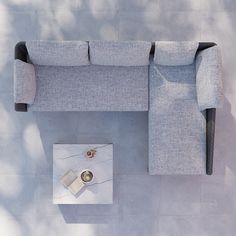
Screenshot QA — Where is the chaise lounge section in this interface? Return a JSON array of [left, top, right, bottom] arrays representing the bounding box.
[[14, 40, 223, 175], [149, 42, 223, 175]]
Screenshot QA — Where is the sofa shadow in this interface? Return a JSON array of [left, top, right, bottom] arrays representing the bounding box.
[[33, 96, 236, 224], [34, 111, 123, 224], [58, 204, 118, 224], [214, 96, 236, 175]]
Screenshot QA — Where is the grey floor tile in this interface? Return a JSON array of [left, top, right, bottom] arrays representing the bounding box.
[[35, 112, 80, 132], [1, 0, 34, 11], [77, 0, 118, 11], [0, 93, 20, 139], [200, 12, 236, 43], [0, 5, 13, 44], [213, 106, 236, 175], [7, 11, 38, 42], [0, 210, 28, 236], [157, 216, 201, 236], [200, 176, 235, 215], [161, 176, 201, 202], [117, 112, 148, 133], [0, 175, 36, 216], [160, 201, 201, 216], [154, 11, 203, 41], [58, 204, 119, 224], [118, 214, 159, 236], [0, 136, 38, 175], [0, 117, 53, 175], [21, 211, 118, 236], [0, 50, 13, 94], [0, 99, 38, 153], [158, 215, 236, 236], [49, 0, 78, 10], [116, 112, 148, 175], [118, 11, 159, 41], [160, 176, 202, 216], [0, 100, 50, 175], [221, 0, 236, 11], [116, 133, 148, 175], [157, 0, 223, 11], [35, 10, 118, 40], [118, 11, 203, 41], [118, 0, 158, 12], [198, 215, 236, 236], [76, 112, 119, 134], [2, 0, 78, 12], [118, 175, 161, 215]]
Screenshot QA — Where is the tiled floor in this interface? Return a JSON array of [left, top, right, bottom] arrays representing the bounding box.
[[0, 0, 236, 235]]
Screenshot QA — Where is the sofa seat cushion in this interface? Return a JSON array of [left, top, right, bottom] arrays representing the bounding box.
[[149, 63, 206, 175], [26, 41, 89, 66], [29, 65, 148, 111], [89, 41, 151, 66], [154, 41, 199, 66]]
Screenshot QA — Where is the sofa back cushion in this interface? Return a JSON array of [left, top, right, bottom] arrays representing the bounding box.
[[89, 41, 151, 66], [26, 41, 89, 66], [14, 59, 36, 104], [154, 41, 199, 66]]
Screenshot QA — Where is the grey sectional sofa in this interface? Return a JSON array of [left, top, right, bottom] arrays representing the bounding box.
[[14, 40, 223, 175]]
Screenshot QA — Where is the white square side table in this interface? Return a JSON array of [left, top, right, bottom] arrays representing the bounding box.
[[53, 144, 113, 204]]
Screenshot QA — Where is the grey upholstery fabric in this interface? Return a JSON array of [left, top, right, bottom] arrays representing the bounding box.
[[29, 65, 148, 111], [154, 41, 199, 66], [26, 41, 89, 66], [149, 62, 206, 175], [196, 45, 223, 111], [14, 59, 36, 104], [89, 41, 151, 66]]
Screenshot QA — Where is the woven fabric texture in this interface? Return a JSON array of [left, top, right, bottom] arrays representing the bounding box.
[[26, 40, 89, 66], [29, 65, 148, 111], [89, 41, 151, 66], [196, 45, 223, 111], [14, 59, 36, 104], [154, 41, 199, 66], [148, 62, 206, 175]]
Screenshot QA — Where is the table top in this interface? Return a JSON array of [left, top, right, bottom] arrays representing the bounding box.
[[53, 144, 113, 204]]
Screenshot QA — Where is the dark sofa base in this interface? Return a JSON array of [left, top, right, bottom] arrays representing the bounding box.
[[206, 108, 216, 175], [15, 103, 28, 112]]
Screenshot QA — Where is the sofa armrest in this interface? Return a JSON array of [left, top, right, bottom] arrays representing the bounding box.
[[196, 43, 219, 175], [14, 59, 36, 110], [206, 108, 216, 175], [196, 45, 223, 111], [15, 41, 28, 112]]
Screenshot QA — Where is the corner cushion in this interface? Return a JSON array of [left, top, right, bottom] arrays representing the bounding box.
[[154, 41, 199, 66], [89, 41, 151, 66], [14, 59, 36, 104], [26, 40, 89, 66], [196, 45, 223, 111]]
